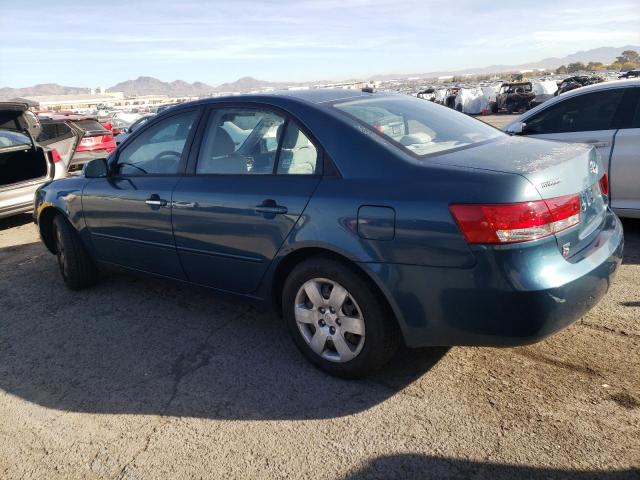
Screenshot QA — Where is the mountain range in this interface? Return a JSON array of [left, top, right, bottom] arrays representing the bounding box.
[[1, 45, 637, 99]]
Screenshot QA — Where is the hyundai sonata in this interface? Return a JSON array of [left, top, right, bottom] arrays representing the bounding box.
[[34, 89, 623, 377]]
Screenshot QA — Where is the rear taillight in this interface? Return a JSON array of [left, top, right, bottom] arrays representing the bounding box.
[[50, 148, 62, 163], [599, 173, 609, 196], [449, 194, 581, 244]]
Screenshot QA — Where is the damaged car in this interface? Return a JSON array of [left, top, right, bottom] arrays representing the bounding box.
[[555, 75, 604, 96], [490, 81, 536, 113], [0, 102, 56, 218], [443, 87, 460, 109]]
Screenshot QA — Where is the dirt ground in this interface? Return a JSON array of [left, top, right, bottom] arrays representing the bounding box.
[[0, 117, 639, 479]]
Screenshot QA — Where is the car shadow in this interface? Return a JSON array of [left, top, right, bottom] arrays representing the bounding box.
[[0, 239, 447, 421], [621, 218, 639, 265], [0, 213, 33, 231], [341, 454, 639, 480]]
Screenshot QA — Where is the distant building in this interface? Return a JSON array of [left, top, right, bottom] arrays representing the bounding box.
[[12, 92, 125, 111]]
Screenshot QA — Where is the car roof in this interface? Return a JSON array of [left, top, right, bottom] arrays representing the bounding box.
[[39, 114, 100, 122], [555, 78, 640, 96], [172, 88, 398, 112], [0, 102, 29, 113]]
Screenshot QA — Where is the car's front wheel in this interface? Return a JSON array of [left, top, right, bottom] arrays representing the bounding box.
[[53, 215, 99, 290], [282, 256, 399, 378]]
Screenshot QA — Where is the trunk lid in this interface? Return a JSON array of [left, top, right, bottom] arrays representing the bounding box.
[[435, 135, 608, 258]]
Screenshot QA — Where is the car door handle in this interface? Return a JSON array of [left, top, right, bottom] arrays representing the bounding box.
[[145, 194, 167, 206], [585, 140, 609, 148], [171, 201, 197, 209], [255, 199, 288, 215]]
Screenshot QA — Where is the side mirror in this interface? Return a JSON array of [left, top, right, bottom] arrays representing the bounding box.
[[84, 158, 108, 178], [506, 121, 525, 135]]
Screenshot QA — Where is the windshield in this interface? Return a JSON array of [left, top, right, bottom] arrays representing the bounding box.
[[333, 96, 502, 157], [0, 130, 32, 149]]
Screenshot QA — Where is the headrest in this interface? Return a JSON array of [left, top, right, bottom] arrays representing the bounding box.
[[211, 127, 235, 156], [282, 126, 309, 150]]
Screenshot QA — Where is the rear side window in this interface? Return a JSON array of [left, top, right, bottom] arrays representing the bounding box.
[[37, 122, 74, 144], [0, 130, 31, 148], [276, 122, 318, 175], [196, 108, 286, 174], [525, 89, 624, 134], [333, 96, 502, 157], [631, 93, 640, 128]]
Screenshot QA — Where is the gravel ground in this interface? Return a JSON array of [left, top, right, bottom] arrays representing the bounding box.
[[1, 121, 639, 478]]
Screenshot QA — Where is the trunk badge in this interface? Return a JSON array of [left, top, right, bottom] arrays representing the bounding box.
[[589, 160, 598, 174], [562, 242, 571, 258]]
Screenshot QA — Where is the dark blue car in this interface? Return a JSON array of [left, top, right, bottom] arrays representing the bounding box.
[[34, 89, 623, 377]]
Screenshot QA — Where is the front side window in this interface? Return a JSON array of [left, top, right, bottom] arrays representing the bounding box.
[[525, 89, 624, 134], [116, 110, 197, 176], [196, 108, 285, 174], [333, 96, 502, 157]]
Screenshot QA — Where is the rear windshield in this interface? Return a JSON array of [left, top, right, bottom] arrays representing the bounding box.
[[38, 121, 75, 144], [333, 96, 502, 157], [75, 119, 108, 134], [0, 130, 32, 149]]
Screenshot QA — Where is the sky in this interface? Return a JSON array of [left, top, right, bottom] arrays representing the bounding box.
[[1, 0, 639, 88]]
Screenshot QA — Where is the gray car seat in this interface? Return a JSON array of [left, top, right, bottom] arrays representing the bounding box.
[[278, 125, 317, 174], [197, 126, 247, 174]]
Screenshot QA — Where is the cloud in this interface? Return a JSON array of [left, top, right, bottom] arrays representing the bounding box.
[[1, 0, 639, 86]]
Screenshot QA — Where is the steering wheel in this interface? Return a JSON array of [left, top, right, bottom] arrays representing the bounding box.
[[151, 150, 181, 172], [153, 150, 181, 162]]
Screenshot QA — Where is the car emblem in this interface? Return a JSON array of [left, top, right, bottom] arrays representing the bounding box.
[[562, 243, 571, 258], [589, 160, 598, 175]]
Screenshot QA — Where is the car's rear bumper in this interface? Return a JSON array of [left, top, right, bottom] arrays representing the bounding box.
[[0, 179, 50, 219], [361, 210, 624, 348]]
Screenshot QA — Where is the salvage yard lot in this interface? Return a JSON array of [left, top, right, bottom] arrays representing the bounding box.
[[1, 217, 639, 479], [0, 114, 638, 479]]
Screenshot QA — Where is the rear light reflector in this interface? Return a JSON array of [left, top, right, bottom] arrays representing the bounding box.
[[450, 194, 581, 244], [50, 148, 62, 163], [599, 173, 609, 196]]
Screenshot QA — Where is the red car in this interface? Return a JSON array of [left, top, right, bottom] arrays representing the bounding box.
[[37, 114, 116, 175]]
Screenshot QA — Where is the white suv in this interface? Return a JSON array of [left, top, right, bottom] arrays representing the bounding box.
[[505, 79, 640, 219]]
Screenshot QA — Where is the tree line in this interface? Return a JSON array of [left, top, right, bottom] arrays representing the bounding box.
[[555, 50, 639, 74]]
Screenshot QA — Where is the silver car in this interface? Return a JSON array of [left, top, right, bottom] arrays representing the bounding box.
[[504, 79, 640, 218], [0, 103, 54, 218]]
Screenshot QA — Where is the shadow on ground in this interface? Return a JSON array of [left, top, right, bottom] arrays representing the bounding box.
[[0, 239, 447, 421], [0, 213, 32, 231], [622, 218, 640, 265], [341, 454, 640, 480]]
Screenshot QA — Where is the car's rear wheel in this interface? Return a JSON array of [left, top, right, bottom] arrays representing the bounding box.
[[282, 256, 399, 378], [53, 215, 99, 290]]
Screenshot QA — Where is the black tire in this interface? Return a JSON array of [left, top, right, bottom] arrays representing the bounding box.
[[506, 101, 516, 114], [53, 215, 99, 290], [489, 101, 498, 113], [282, 255, 400, 378]]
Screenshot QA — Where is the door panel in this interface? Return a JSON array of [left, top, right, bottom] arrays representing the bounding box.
[[81, 109, 200, 278], [609, 128, 640, 212], [172, 175, 320, 293], [83, 177, 185, 278]]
